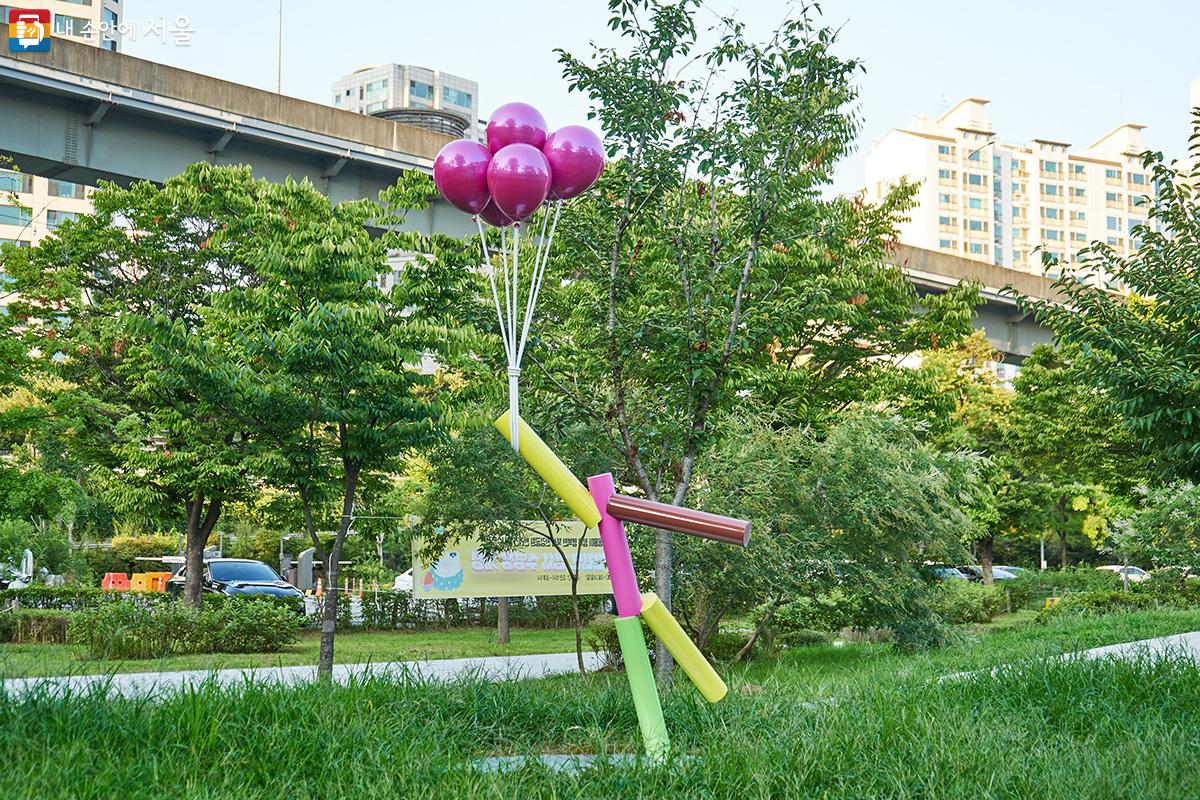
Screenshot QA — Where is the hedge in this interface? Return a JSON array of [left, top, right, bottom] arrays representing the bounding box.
[[0, 610, 72, 644]]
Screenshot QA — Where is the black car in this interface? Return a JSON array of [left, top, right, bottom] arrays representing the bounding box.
[[166, 558, 304, 599]]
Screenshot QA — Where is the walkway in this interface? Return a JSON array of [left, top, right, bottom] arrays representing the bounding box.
[[1, 650, 603, 700]]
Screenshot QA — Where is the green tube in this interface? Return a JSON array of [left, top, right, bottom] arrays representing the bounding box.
[[615, 615, 670, 762]]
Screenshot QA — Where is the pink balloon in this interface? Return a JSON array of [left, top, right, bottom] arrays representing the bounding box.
[[486, 102, 548, 154], [433, 139, 491, 214], [477, 200, 514, 228], [486, 143, 551, 222], [543, 125, 605, 200]]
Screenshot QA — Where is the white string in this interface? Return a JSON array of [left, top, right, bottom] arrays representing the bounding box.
[[476, 215, 511, 359], [517, 201, 562, 364]]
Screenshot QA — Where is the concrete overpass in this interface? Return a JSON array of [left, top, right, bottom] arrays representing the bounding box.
[[0, 39, 472, 236], [0, 42, 1060, 360], [890, 244, 1058, 362]]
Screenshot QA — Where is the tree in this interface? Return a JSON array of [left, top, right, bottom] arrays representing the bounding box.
[[680, 411, 978, 657], [539, 0, 976, 678], [1020, 134, 1200, 482], [1117, 483, 1200, 571], [2, 164, 260, 604], [189, 171, 474, 679]]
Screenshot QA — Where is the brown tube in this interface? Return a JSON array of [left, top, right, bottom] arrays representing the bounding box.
[[605, 495, 750, 547]]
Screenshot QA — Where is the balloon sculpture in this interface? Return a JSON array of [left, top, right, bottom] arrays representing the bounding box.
[[434, 103, 750, 763], [434, 102, 605, 453]]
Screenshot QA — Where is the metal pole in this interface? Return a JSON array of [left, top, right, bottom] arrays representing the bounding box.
[[274, 0, 283, 94]]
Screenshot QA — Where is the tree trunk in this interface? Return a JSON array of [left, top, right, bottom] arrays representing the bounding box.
[[497, 597, 510, 644], [183, 494, 222, 609], [734, 597, 781, 663], [979, 538, 994, 585], [653, 528, 673, 683], [571, 579, 586, 677], [317, 462, 360, 680]]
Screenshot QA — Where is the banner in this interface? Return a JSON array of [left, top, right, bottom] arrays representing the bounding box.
[[411, 521, 613, 598]]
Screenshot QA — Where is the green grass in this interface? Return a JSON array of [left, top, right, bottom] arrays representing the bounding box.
[[2, 609, 1200, 798], [0, 627, 581, 679]]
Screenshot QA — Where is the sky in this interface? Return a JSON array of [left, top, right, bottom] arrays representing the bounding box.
[[123, 0, 1200, 195]]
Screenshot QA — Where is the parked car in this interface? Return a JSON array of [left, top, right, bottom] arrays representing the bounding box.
[[1095, 565, 1151, 583], [166, 558, 304, 599], [960, 565, 1019, 582], [925, 565, 969, 582], [993, 565, 1027, 576]]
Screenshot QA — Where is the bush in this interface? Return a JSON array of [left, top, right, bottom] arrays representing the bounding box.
[[777, 628, 831, 648], [68, 597, 301, 660], [1006, 566, 1121, 610], [890, 617, 960, 653], [928, 581, 1005, 624], [761, 591, 859, 635], [1036, 590, 1158, 622], [584, 615, 655, 670], [703, 631, 752, 663], [83, 534, 180, 581], [0, 610, 71, 644]]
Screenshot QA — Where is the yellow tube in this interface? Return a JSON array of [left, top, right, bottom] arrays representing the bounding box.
[[493, 410, 602, 528], [641, 592, 728, 703]]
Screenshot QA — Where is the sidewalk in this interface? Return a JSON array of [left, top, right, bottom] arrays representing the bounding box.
[[1, 650, 602, 700]]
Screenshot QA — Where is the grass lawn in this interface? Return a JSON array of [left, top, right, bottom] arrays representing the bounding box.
[[0, 626, 581, 679], [3, 609, 1200, 798]]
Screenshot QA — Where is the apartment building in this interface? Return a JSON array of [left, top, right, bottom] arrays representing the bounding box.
[[331, 65, 479, 139], [0, 1, 123, 257], [865, 97, 1155, 282]]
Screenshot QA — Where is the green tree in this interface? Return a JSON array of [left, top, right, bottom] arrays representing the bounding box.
[[2, 164, 261, 603], [541, 0, 976, 677], [1020, 134, 1200, 482], [189, 171, 474, 678]]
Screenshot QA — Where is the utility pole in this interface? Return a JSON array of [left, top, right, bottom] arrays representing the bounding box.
[[274, 0, 283, 94]]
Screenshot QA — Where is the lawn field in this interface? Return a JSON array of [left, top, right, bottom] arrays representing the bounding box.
[[2, 610, 1200, 798], [0, 627, 581, 678]]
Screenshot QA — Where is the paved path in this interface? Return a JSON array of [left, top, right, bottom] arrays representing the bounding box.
[[942, 630, 1200, 682], [1, 651, 603, 700]]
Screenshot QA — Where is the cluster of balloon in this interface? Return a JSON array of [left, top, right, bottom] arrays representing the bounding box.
[[432, 103, 606, 450]]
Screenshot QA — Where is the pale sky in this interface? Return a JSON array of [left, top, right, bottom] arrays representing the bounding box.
[[123, 0, 1200, 195]]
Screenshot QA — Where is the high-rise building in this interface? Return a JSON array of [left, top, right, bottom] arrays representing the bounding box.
[[0, 1, 123, 255], [864, 97, 1155, 281], [331, 65, 479, 139]]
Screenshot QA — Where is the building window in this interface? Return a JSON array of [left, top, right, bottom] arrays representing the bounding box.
[[938, 192, 954, 206], [1105, 168, 1122, 183], [938, 215, 955, 227], [1071, 163, 1085, 177], [939, 239, 955, 249], [1043, 207, 1061, 219], [1070, 211, 1087, 224], [1042, 183, 1060, 196], [365, 101, 385, 113], [1130, 173, 1146, 186], [967, 150, 982, 162], [48, 180, 84, 199], [1070, 187, 1085, 199], [0, 171, 30, 193], [968, 243, 986, 255], [966, 173, 985, 187], [1040, 160, 1060, 173], [0, 204, 31, 226], [968, 197, 983, 209], [1106, 191, 1122, 207], [443, 87, 472, 107], [365, 79, 388, 96], [1107, 236, 1123, 247], [1071, 232, 1086, 242], [101, 7, 117, 46], [1106, 216, 1120, 231], [0, 239, 30, 249], [1012, 249, 1023, 262], [938, 169, 955, 182], [46, 210, 78, 229], [409, 80, 433, 100], [1043, 229, 1062, 241], [334, 95, 342, 106], [1011, 206, 1022, 218], [968, 219, 987, 232], [61, 0, 93, 5], [937, 144, 954, 159]]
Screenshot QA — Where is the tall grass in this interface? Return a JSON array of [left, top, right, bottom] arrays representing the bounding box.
[[2, 610, 1200, 798]]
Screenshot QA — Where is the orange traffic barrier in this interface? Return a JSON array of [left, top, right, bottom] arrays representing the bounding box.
[[130, 573, 149, 592], [101, 572, 130, 591], [145, 572, 172, 592]]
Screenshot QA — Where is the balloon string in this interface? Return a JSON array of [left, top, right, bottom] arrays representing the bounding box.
[[498, 225, 514, 363], [509, 222, 521, 451], [517, 200, 562, 365], [476, 214, 511, 360]]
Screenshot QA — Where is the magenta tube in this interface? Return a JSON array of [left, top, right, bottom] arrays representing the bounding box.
[[588, 472, 642, 618]]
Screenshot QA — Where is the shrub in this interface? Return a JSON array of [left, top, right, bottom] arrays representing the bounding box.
[[761, 591, 859, 635], [703, 631, 752, 663], [777, 628, 832, 648], [890, 617, 960, 653], [1036, 590, 1158, 622], [928, 581, 1005, 624], [83, 534, 180, 581], [584, 615, 655, 670], [0, 610, 71, 644], [1006, 566, 1122, 609], [68, 597, 301, 660]]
